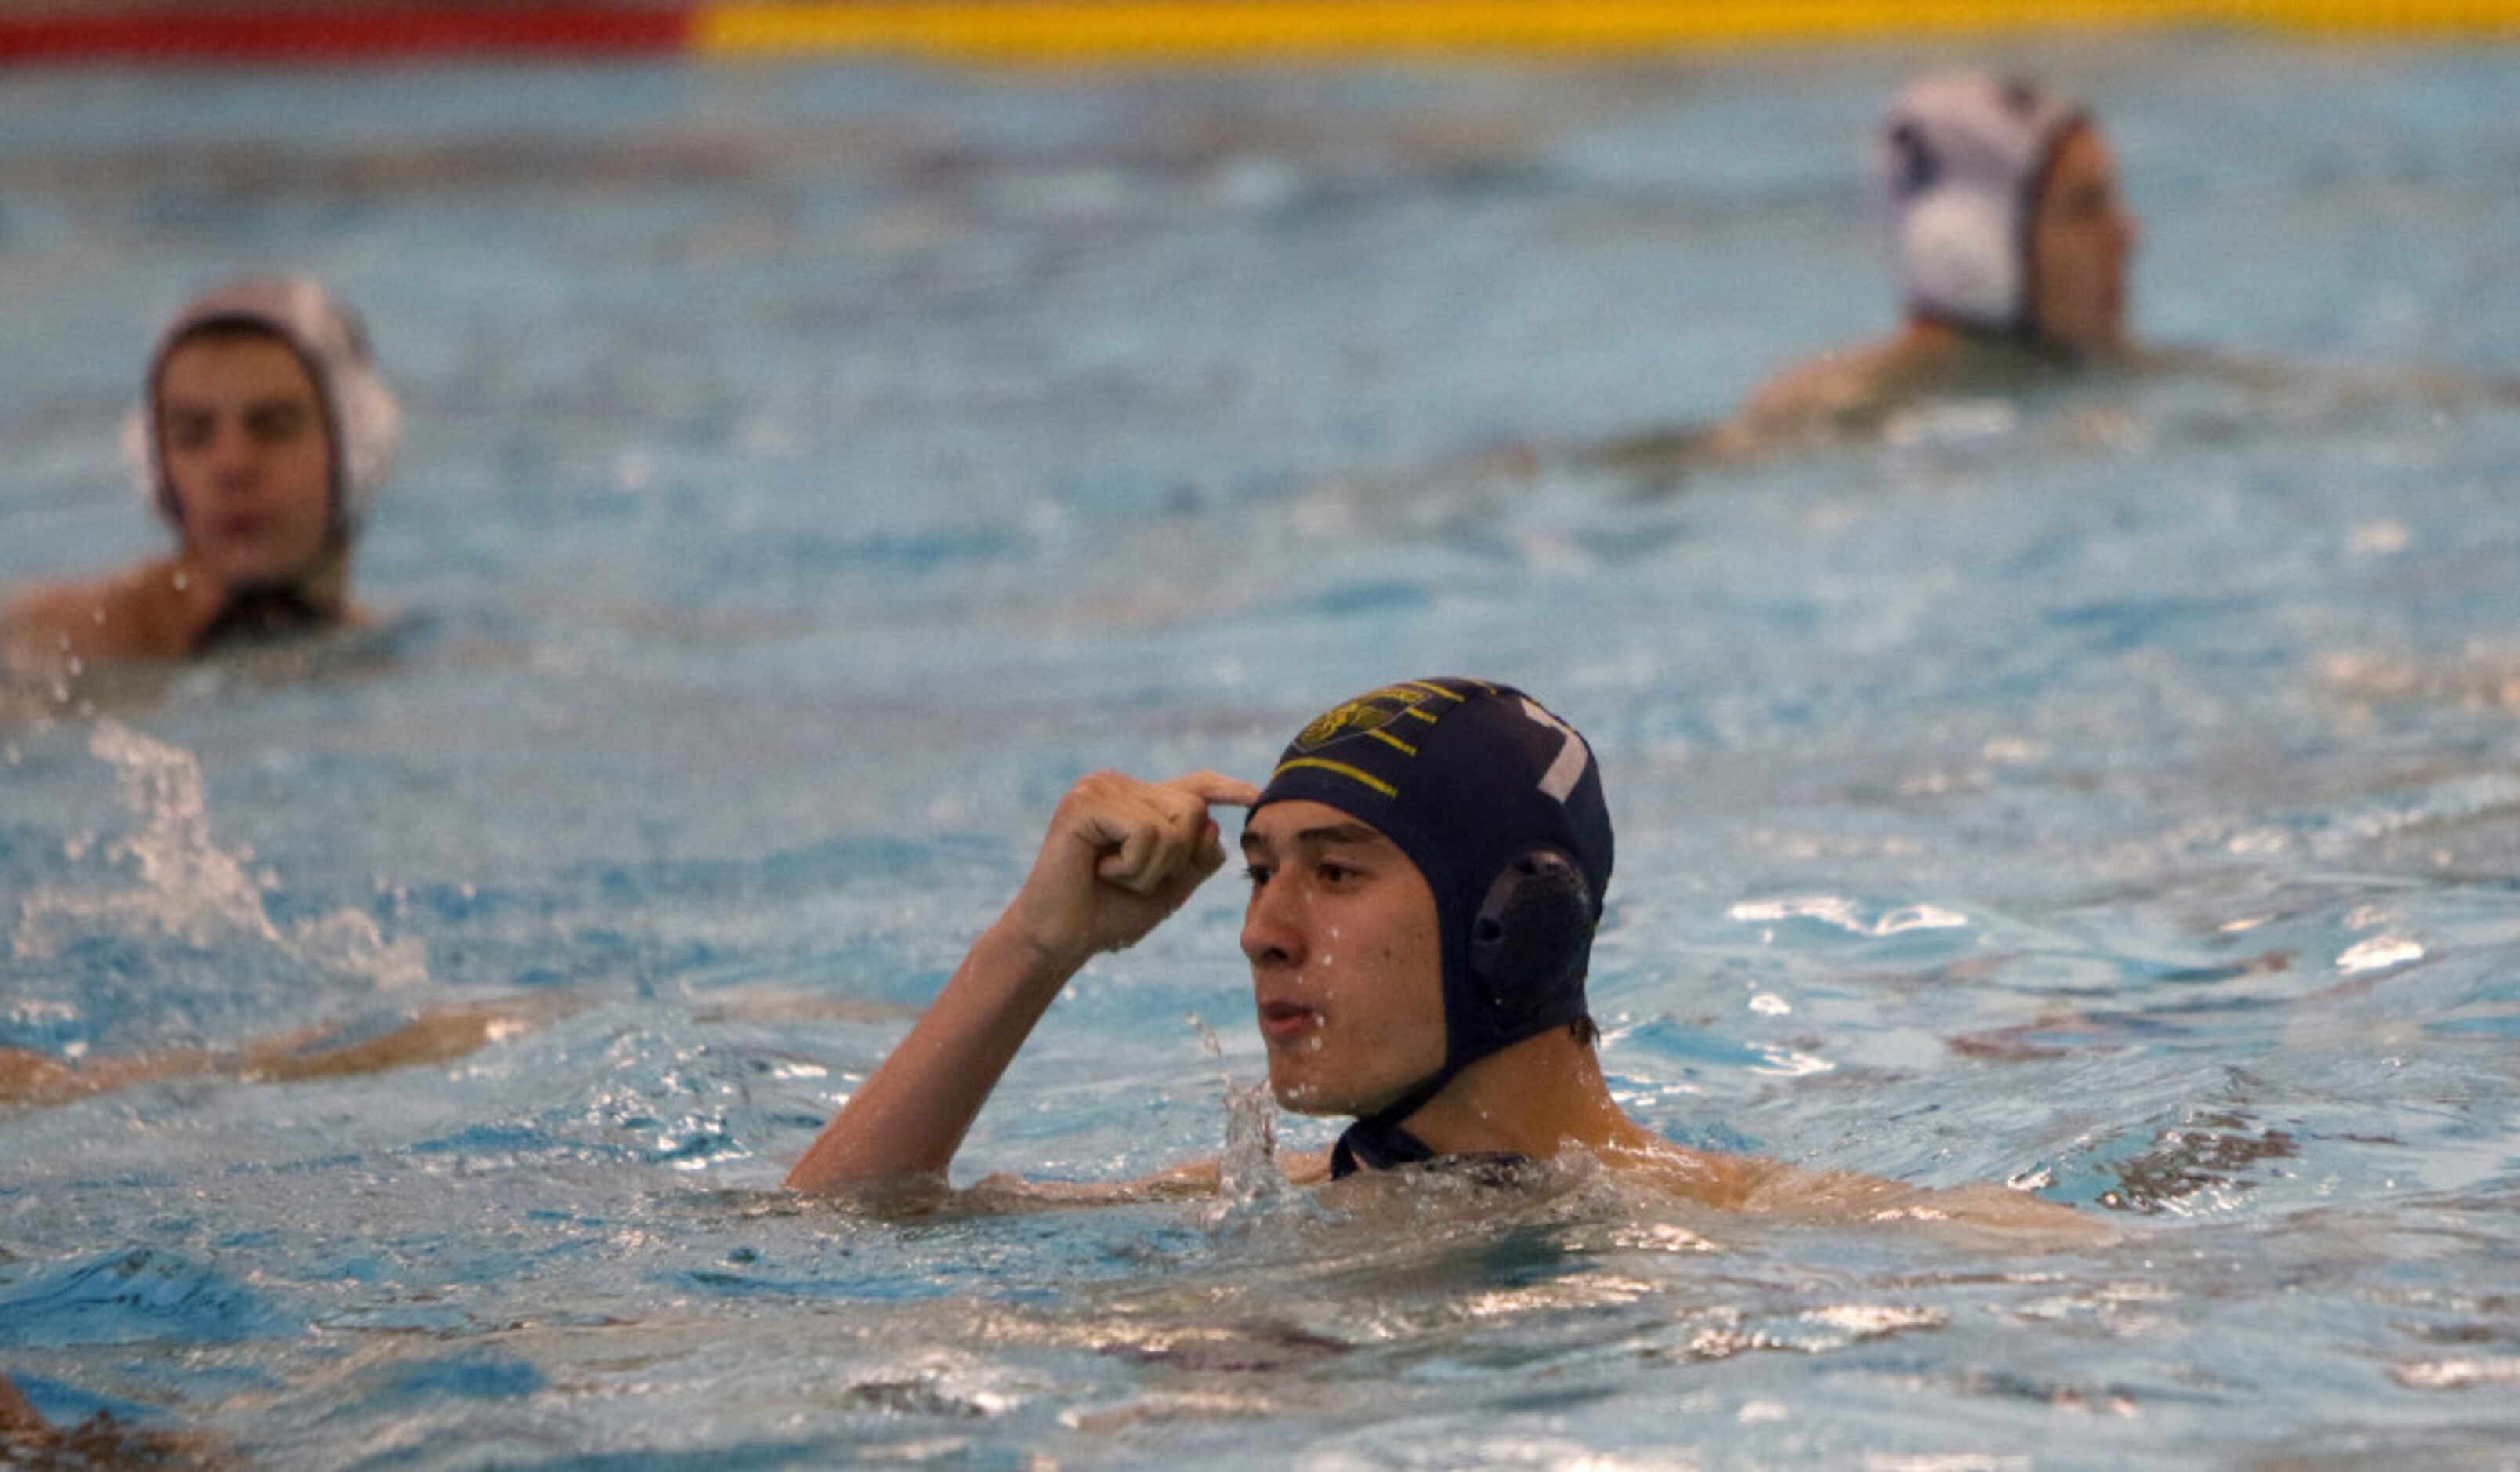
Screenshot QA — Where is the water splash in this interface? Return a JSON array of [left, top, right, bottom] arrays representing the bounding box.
[[1186, 1013, 1298, 1222], [12, 720, 427, 989]]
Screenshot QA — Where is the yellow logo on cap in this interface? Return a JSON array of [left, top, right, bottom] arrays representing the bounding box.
[[1289, 680, 1469, 753]]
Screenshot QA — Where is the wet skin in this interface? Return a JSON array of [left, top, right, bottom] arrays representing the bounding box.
[[157, 333, 339, 589], [2028, 124, 2138, 357], [1240, 800, 1446, 1119]]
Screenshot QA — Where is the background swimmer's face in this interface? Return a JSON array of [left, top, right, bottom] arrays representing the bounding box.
[[2029, 125, 2138, 356], [158, 331, 337, 590], [1240, 800, 1446, 1119]]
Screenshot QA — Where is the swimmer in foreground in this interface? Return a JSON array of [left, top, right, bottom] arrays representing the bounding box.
[[1, 278, 399, 686], [788, 677, 2095, 1235], [1709, 71, 2137, 456]]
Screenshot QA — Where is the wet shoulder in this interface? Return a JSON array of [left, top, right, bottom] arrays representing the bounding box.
[[2, 564, 191, 666], [1724, 335, 1953, 454]]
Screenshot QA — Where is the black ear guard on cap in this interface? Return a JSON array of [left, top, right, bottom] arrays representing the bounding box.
[[1468, 849, 1595, 1013]]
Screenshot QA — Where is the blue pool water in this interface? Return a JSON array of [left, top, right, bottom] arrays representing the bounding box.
[[4, 38, 2518, 1467]]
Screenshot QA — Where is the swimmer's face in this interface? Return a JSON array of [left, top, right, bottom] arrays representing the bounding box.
[[1240, 800, 1446, 1119], [2029, 124, 2138, 357], [157, 331, 338, 591]]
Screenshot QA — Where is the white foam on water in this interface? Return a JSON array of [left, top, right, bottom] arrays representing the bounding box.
[[12, 720, 428, 991]]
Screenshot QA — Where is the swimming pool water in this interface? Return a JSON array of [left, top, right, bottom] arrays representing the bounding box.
[[3, 38, 2518, 1468]]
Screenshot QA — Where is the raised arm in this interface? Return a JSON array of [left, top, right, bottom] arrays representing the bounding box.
[[784, 769, 1260, 1195]]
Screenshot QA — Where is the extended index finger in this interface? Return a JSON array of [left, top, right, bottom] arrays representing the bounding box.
[[1160, 770, 1262, 810]]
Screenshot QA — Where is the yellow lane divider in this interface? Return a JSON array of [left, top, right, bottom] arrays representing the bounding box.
[[697, 0, 2520, 58]]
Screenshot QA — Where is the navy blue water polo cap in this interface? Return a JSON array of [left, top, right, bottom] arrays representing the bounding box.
[[1250, 676, 1616, 1126]]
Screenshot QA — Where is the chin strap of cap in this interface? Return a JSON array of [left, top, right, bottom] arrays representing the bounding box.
[[188, 585, 334, 657], [1327, 1115, 1437, 1180]]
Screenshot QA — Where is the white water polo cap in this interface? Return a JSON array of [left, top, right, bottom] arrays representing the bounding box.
[[1880, 72, 2086, 337], [141, 277, 400, 541]]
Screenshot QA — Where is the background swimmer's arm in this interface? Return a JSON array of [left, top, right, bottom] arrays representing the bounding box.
[[238, 999, 576, 1082], [0, 1042, 228, 1108], [0, 999, 568, 1111], [1702, 339, 1916, 462], [1577, 424, 1720, 486], [786, 770, 1261, 1195]]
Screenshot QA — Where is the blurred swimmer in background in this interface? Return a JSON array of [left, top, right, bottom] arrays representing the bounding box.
[[1585, 66, 2510, 475], [1393, 70, 2141, 494], [1718, 70, 2137, 449], [2, 278, 398, 687], [1566, 67, 2145, 487]]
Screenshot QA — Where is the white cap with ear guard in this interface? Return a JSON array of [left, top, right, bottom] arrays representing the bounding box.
[[135, 277, 400, 541], [1879, 71, 2084, 337]]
